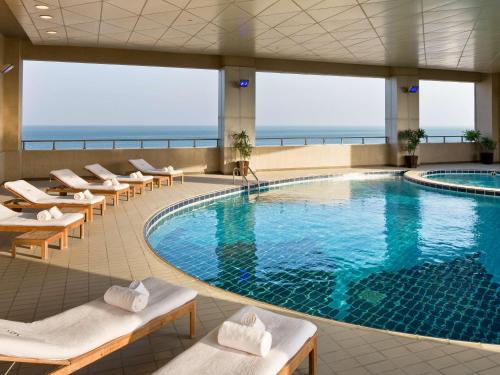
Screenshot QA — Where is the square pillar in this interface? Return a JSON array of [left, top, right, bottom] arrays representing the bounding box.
[[385, 75, 420, 166], [1, 37, 23, 181], [218, 66, 256, 174], [475, 73, 500, 162]]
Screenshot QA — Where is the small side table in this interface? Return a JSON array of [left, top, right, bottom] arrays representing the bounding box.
[[11, 231, 64, 260]]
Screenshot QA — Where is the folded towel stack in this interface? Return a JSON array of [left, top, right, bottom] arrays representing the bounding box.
[[83, 190, 94, 199], [240, 311, 266, 331], [36, 210, 52, 221], [162, 166, 175, 173], [136, 171, 143, 178], [103, 280, 150, 313], [49, 206, 64, 219], [103, 180, 113, 187], [74, 192, 85, 200], [111, 178, 120, 186], [130, 172, 138, 179], [217, 320, 272, 357]]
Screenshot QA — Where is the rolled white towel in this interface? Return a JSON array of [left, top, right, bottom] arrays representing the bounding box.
[[104, 285, 148, 313], [103, 180, 113, 187], [240, 312, 266, 332], [162, 167, 169, 172], [111, 178, 120, 186], [129, 280, 150, 297], [130, 172, 138, 179], [83, 189, 94, 199], [136, 171, 143, 178], [48, 206, 63, 219], [167, 166, 175, 173], [36, 210, 52, 221], [217, 321, 272, 357], [74, 192, 85, 200]]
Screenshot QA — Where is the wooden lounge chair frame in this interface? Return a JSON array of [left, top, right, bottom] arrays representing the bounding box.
[[2, 185, 105, 222], [0, 300, 196, 375], [86, 170, 154, 197], [128, 161, 184, 187], [47, 174, 130, 207], [277, 333, 317, 375], [0, 217, 85, 249]]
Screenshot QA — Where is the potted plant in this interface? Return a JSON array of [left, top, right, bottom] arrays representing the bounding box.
[[398, 128, 426, 168], [479, 136, 497, 164], [232, 130, 253, 176], [463, 130, 497, 164]]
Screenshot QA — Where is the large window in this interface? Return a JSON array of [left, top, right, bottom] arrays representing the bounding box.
[[256, 72, 385, 145], [419, 80, 474, 139], [22, 61, 219, 149]]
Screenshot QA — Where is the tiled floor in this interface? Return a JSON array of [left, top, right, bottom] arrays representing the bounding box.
[[0, 165, 499, 375]]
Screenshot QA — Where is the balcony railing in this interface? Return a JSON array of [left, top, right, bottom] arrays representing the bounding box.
[[21, 135, 469, 150], [255, 136, 389, 146], [22, 138, 220, 150]]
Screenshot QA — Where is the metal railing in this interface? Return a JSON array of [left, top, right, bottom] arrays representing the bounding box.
[[255, 136, 389, 146], [22, 138, 220, 150], [21, 135, 469, 150], [233, 166, 260, 193], [423, 135, 468, 143]]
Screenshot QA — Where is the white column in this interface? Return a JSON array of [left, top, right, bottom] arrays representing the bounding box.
[[385, 74, 420, 166], [475, 73, 500, 162], [218, 65, 256, 174]]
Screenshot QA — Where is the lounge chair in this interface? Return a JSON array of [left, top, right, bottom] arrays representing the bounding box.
[[129, 159, 184, 187], [3, 180, 106, 222], [0, 204, 85, 248], [0, 277, 197, 375], [84, 163, 154, 196], [154, 306, 318, 375], [49, 169, 130, 206]]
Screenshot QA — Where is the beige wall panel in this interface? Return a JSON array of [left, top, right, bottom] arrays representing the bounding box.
[[250, 144, 390, 171], [20, 148, 220, 179]]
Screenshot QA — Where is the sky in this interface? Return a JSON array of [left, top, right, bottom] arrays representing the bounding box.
[[23, 61, 474, 130]]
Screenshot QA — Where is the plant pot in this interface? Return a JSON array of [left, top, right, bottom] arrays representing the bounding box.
[[480, 152, 494, 164], [404, 155, 418, 168], [237, 160, 249, 176]]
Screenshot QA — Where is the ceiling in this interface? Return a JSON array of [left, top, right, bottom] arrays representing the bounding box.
[[4, 0, 500, 73]]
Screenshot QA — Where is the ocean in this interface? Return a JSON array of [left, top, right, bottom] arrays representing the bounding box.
[[22, 125, 466, 150]]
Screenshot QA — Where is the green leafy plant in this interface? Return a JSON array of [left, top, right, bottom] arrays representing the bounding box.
[[232, 130, 253, 160], [398, 129, 426, 156], [480, 136, 497, 152], [463, 129, 481, 143]]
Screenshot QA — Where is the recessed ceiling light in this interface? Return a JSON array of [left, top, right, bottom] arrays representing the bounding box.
[[35, 5, 49, 10], [39, 15, 53, 19], [46, 30, 57, 34]]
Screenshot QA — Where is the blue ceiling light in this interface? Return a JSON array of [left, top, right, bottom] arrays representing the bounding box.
[[1, 64, 14, 74], [408, 85, 419, 93], [239, 79, 249, 88]]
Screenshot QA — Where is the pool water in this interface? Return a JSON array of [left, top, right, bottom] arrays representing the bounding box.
[[147, 177, 500, 344], [427, 172, 500, 189]]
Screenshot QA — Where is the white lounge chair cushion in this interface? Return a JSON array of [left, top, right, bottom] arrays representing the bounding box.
[[0, 277, 197, 360], [4, 180, 104, 205], [115, 175, 154, 183], [153, 306, 317, 375], [0, 205, 84, 227], [50, 169, 129, 191], [129, 159, 183, 176], [85, 164, 118, 180]]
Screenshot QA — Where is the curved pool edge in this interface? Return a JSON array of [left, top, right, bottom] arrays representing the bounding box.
[[142, 170, 500, 354], [405, 168, 500, 196]]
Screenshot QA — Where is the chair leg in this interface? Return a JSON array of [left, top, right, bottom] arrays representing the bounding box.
[[88, 207, 93, 222], [80, 223, 85, 239], [309, 341, 317, 375], [189, 302, 196, 339], [42, 242, 48, 260], [11, 243, 16, 258]]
